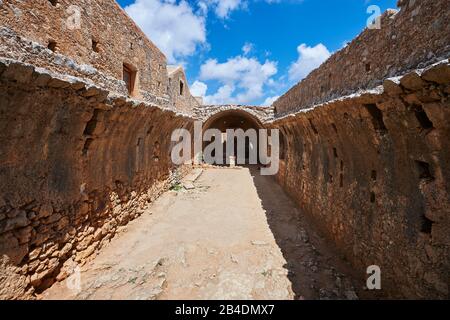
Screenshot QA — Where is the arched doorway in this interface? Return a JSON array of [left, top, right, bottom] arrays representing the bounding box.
[[202, 109, 264, 165]]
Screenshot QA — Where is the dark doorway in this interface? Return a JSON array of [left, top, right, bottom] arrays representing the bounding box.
[[203, 110, 263, 165]]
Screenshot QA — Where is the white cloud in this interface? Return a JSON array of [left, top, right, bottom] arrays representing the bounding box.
[[199, 55, 277, 105], [197, 1, 209, 15], [190, 80, 208, 97], [263, 95, 279, 106], [288, 43, 331, 82], [198, 0, 297, 19], [242, 42, 254, 55], [202, 0, 244, 19], [204, 84, 235, 104], [215, 0, 243, 18], [125, 0, 206, 63]]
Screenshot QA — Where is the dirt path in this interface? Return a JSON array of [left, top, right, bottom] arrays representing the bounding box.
[[41, 167, 362, 300]]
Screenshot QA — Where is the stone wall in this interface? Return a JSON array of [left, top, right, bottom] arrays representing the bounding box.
[[0, 0, 448, 301], [269, 61, 450, 298], [195, 105, 274, 123], [273, 0, 450, 116], [167, 66, 201, 114], [0, 0, 169, 103], [0, 58, 194, 299]]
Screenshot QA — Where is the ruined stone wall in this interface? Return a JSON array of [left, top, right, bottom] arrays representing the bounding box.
[[269, 61, 450, 298], [168, 67, 201, 114], [273, 0, 450, 116], [0, 58, 194, 299], [0, 0, 169, 102]]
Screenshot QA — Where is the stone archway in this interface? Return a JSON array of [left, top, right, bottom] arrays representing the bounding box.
[[202, 108, 265, 165]]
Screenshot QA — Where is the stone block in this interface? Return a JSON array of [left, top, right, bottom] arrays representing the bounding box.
[[422, 64, 450, 85], [400, 72, 426, 90], [38, 204, 53, 219], [0, 211, 30, 234], [1, 62, 34, 84], [48, 77, 70, 88], [383, 79, 403, 96]]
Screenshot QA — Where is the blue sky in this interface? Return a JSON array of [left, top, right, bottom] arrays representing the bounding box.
[[117, 0, 398, 105]]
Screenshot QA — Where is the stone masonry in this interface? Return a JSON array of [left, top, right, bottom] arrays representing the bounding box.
[[273, 0, 450, 116], [0, 0, 449, 300], [0, 0, 170, 105], [194, 105, 274, 124], [167, 65, 201, 114], [0, 57, 193, 298], [269, 60, 450, 298], [0, 0, 196, 299]]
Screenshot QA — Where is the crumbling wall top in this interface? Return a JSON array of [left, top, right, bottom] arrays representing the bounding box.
[[195, 105, 274, 124], [0, 0, 169, 104], [273, 0, 450, 117]]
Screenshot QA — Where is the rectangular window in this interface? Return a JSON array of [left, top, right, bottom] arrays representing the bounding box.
[[179, 80, 184, 96], [92, 39, 100, 53], [136, 138, 143, 172], [123, 64, 136, 96]]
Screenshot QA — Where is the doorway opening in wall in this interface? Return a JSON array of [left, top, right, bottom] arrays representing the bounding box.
[[92, 38, 100, 53], [47, 40, 57, 52], [202, 110, 264, 166], [123, 63, 137, 96], [179, 80, 184, 96]]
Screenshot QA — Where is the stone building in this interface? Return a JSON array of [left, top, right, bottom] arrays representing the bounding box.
[[0, 0, 449, 299], [0, 0, 183, 107], [167, 65, 201, 113]]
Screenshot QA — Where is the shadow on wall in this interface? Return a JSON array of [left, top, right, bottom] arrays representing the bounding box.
[[246, 166, 395, 300]]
